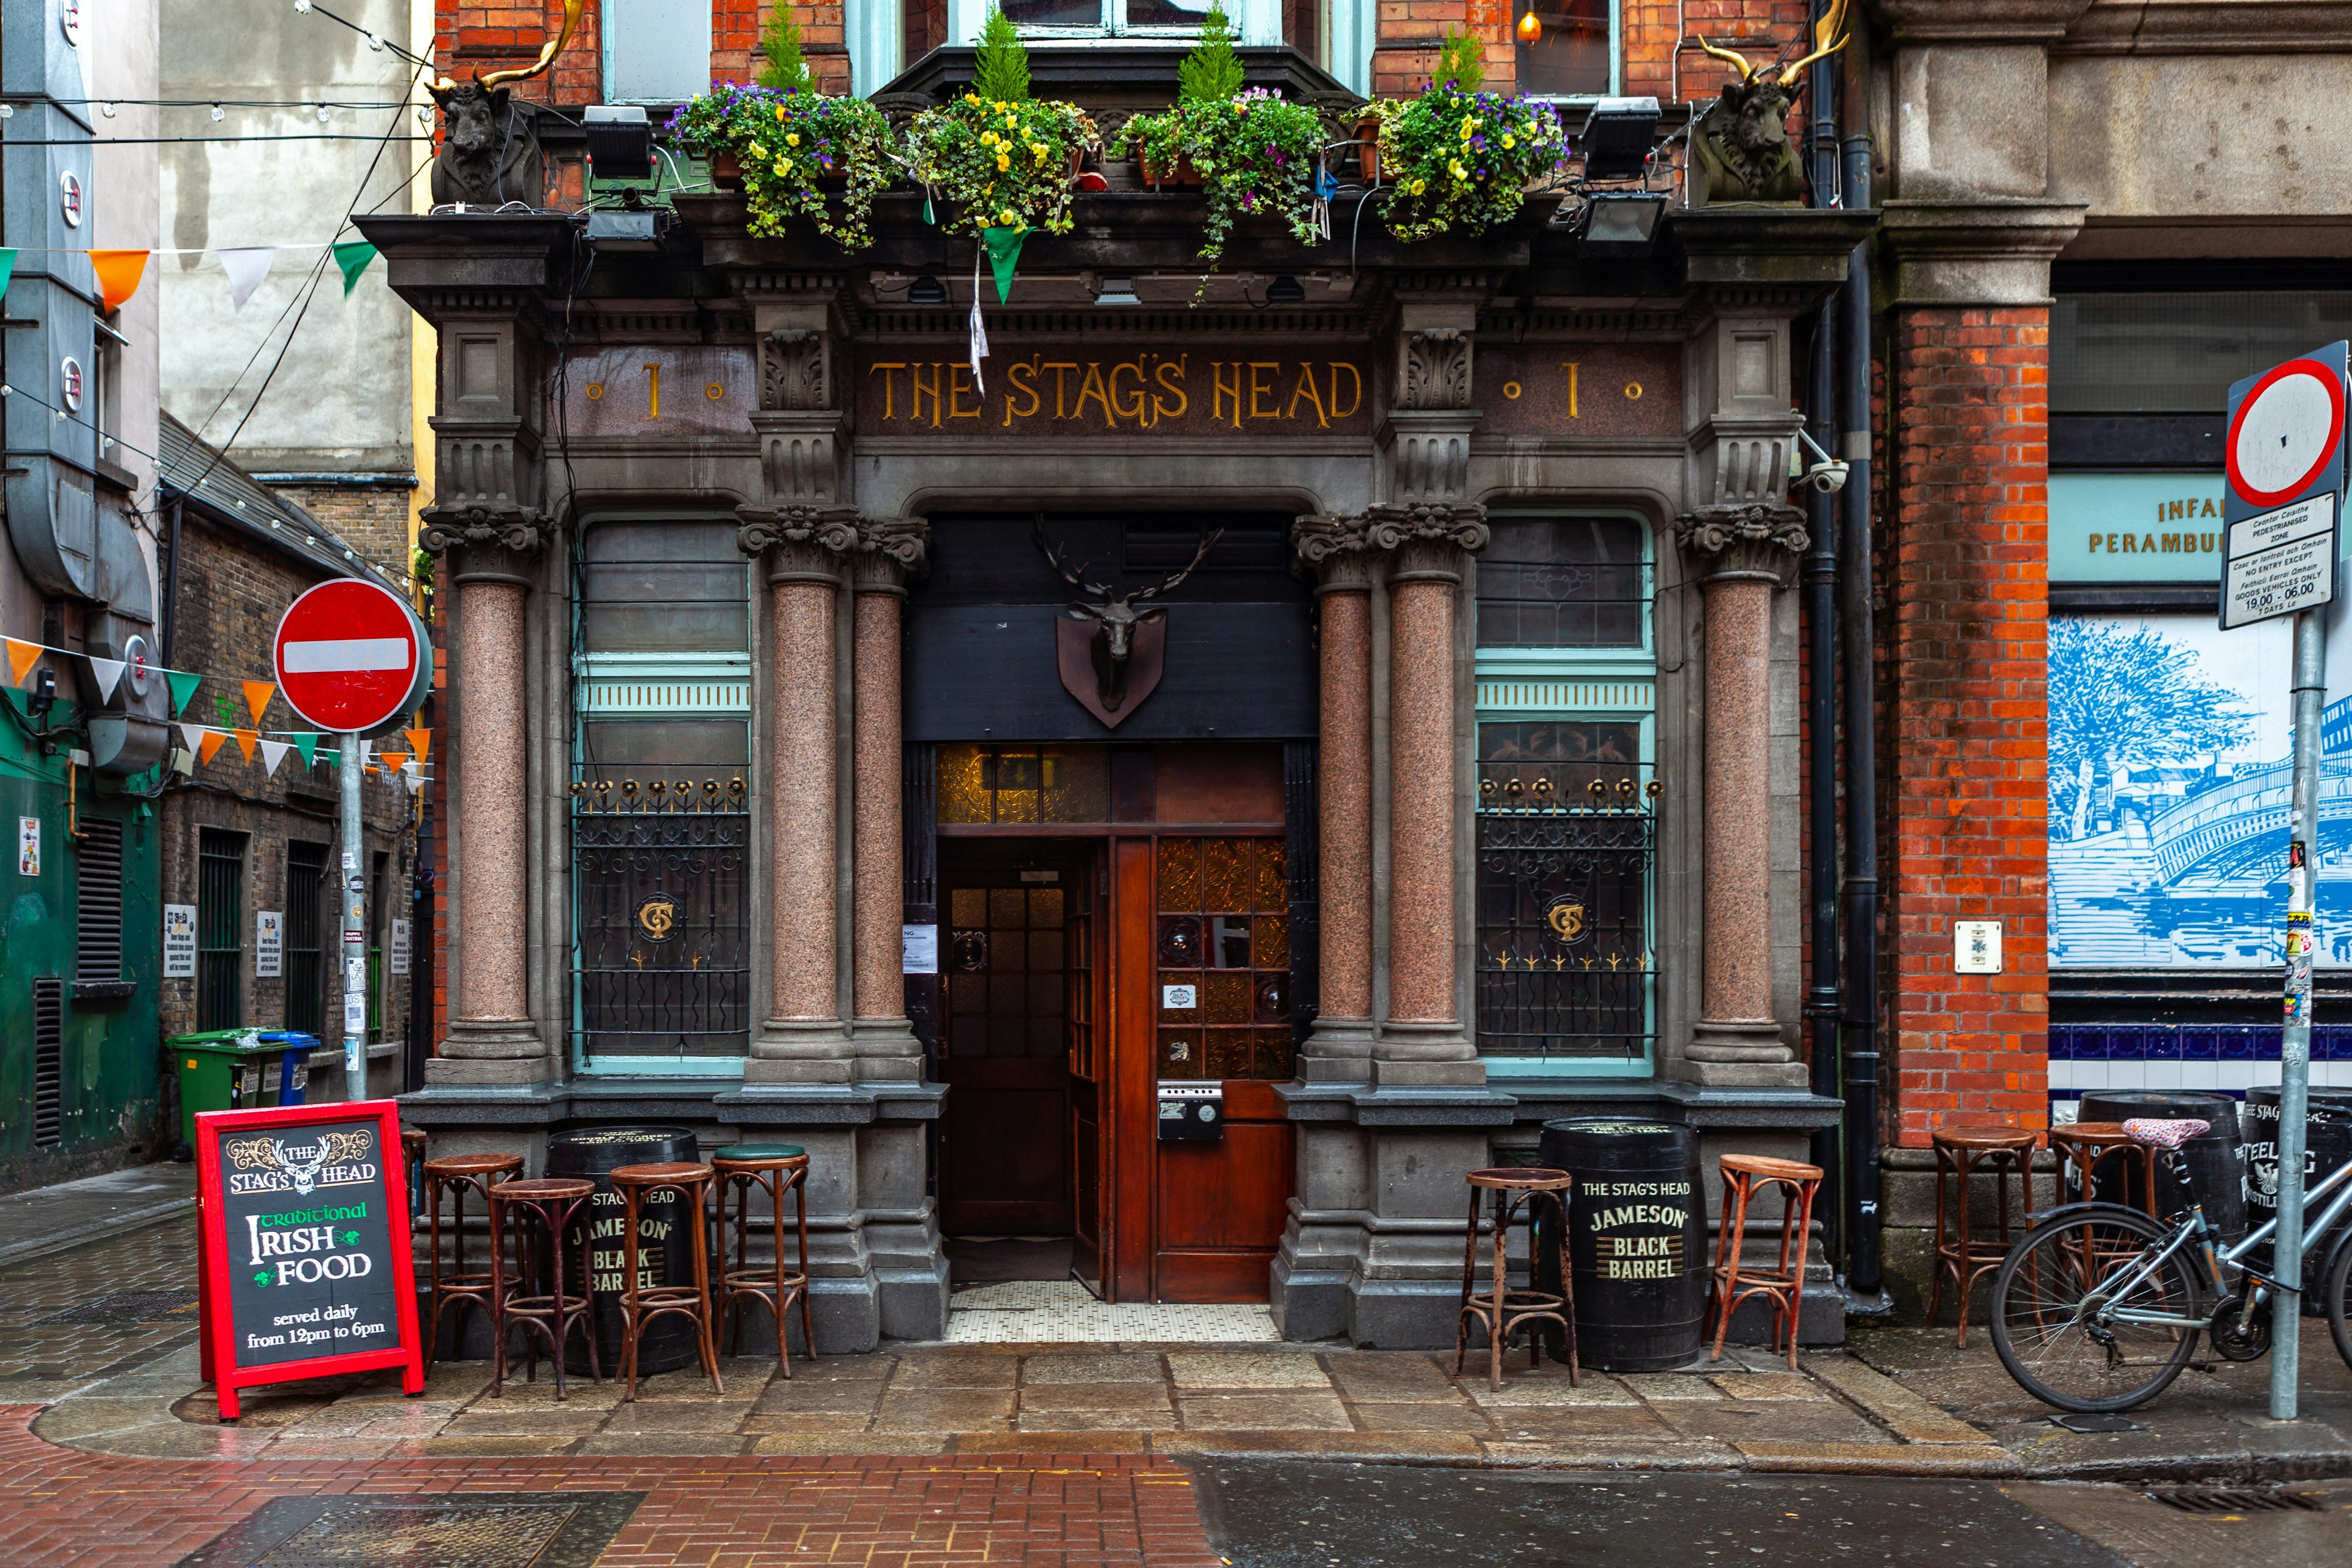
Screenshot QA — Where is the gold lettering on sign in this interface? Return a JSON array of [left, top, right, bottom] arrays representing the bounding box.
[[1046, 362, 1080, 420], [1286, 363, 1327, 428], [1006, 359, 1040, 424], [1074, 363, 1117, 428], [868, 362, 905, 421], [1327, 362, 1362, 419], [642, 363, 660, 419], [1155, 355, 1189, 421], [1111, 360, 1148, 425], [948, 364, 982, 420], [1562, 361, 1580, 419], [1212, 361, 1243, 428], [864, 355, 1366, 434], [1248, 362, 1280, 420], [911, 363, 943, 428]]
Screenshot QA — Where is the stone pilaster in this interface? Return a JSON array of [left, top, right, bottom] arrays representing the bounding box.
[[847, 515, 929, 1081], [419, 507, 556, 1082]]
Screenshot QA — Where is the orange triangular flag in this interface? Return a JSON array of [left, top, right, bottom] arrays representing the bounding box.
[[404, 728, 431, 763], [197, 730, 227, 764], [379, 751, 409, 775], [241, 681, 274, 725], [232, 729, 258, 763], [6, 639, 41, 686], [87, 250, 149, 312]]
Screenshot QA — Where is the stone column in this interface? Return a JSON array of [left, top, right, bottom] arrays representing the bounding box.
[[418, 511, 553, 1082], [848, 516, 929, 1081], [1370, 502, 1488, 1087], [739, 505, 859, 1084], [1291, 515, 1378, 1080], [1678, 503, 1809, 1087]]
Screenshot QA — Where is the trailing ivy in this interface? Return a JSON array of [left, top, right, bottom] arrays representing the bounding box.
[[1368, 85, 1565, 244], [1114, 89, 1324, 267], [666, 85, 897, 249]]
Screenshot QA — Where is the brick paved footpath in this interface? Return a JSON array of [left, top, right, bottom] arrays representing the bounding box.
[[0, 1407, 1223, 1567]]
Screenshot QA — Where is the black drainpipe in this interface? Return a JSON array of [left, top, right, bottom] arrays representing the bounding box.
[[162, 499, 184, 663], [1838, 132, 1885, 1305]]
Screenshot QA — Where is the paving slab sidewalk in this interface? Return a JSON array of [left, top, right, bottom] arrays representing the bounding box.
[[0, 1163, 195, 1269]]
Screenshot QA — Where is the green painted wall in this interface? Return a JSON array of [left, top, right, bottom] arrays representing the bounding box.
[[0, 688, 164, 1188]]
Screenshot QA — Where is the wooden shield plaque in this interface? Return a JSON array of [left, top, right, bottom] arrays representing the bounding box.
[[1055, 612, 1167, 728]]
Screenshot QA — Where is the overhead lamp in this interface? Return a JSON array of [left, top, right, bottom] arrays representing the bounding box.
[[1579, 96, 1660, 183], [1264, 274, 1305, 304], [1094, 277, 1140, 307], [908, 274, 949, 304], [1575, 191, 1668, 258], [1516, 10, 1541, 43], [583, 105, 653, 179]]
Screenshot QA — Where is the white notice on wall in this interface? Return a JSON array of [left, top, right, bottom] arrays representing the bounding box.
[[390, 917, 411, 976], [902, 923, 938, 975], [1954, 919, 2004, 975], [163, 905, 197, 978], [17, 816, 38, 877], [1163, 983, 1198, 1010], [254, 911, 283, 978]]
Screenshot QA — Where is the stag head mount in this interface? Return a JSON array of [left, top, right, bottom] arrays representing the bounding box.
[[1034, 521, 1224, 722], [427, 0, 584, 208], [1685, 0, 1850, 207]]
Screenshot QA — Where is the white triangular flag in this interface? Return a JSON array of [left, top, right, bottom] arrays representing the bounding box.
[[218, 246, 275, 312], [968, 243, 988, 397], [86, 655, 124, 701], [179, 722, 204, 753], [258, 738, 290, 777]]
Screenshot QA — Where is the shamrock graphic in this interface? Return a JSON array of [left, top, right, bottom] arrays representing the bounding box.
[[252, 1270, 271, 1287], [342, 1229, 361, 1245]]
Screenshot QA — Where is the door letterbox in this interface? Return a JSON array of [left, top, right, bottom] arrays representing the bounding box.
[[1157, 1082, 1224, 1142]]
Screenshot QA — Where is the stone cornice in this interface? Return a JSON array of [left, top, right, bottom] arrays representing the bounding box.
[[1879, 199, 2090, 307], [1865, 0, 2095, 41], [2055, 0, 2352, 55], [1667, 209, 1878, 293]]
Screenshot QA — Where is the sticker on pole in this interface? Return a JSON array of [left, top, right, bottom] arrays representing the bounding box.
[[271, 580, 432, 736], [2222, 343, 2349, 627]]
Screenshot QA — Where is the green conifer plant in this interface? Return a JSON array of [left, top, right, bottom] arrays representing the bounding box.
[[1433, 24, 1485, 92], [755, 5, 815, 93], [1177, 6, 1246, 102], [973, 6, 1031, 102]]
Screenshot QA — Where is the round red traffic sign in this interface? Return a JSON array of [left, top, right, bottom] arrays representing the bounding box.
[[2227, 356, 2346, 508], [272, 579, 431, 735]]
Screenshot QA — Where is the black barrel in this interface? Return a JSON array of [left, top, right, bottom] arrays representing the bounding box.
[[548, 1125, 701, 1374], [1538, 1117, 1708, 1372], [2243, 1085, 2352, 1310], [2078, 1090, 2246, 1240]]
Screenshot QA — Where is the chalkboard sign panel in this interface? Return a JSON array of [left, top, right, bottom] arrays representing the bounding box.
[[195, 1098, 424, 1420]]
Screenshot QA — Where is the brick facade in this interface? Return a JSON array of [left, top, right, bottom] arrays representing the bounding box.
[[1882, 306, 2052, 1146], [266, 484, 416, 587]]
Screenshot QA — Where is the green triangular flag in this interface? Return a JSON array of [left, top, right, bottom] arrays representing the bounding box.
[[332, 241, 377, 296], [292, 733, 318, 769], [981, 225, 1027, 304], [923, 192, 935, 225], [166, 669, 201, 717], [0, 248, 17, 302]]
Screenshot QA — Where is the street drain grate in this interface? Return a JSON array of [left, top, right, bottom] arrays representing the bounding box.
[[37, 1289, 199, 1325], [2144, 1487, 2321, 1515], [174, 1491, 644, 1568]]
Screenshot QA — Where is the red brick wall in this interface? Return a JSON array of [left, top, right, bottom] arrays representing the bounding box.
[[436, 0, 851, 101], [1883, 306, 2052, 1146], [1370, 0, 1811, 104]]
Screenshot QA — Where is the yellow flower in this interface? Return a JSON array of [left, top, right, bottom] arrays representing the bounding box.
[[993, 100, 1008, 110], [1000, 208, 1017, 225], [1501, 134, 1514, 149], [966, 93, 981, 105], [1410, 178, 1427, 194], [786, 132, 801, 146], [774, 162, 789, 176], [997, 153, 1011, 170], [982, 130, 998, 145], [1449, 159, 1466, 179], [775, 105, 786, 121]]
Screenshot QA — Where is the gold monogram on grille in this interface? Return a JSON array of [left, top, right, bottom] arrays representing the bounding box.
[[1545, 899, 1586, 943], [636, 896, 678, 943]]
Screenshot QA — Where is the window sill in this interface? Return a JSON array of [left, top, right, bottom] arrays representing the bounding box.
[[72, 979, 137, 1005]]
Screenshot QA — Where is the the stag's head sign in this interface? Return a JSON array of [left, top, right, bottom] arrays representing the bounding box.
[[1035, 521, 1223, 728], [195, 1102, 423, 1417]]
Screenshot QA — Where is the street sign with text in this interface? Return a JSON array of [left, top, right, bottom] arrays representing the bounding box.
[[2222, 345, 2348, 627]]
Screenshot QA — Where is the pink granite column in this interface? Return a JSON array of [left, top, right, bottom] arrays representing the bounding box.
[[454, 579, 529, 1027], [742, 510, 856, 1084], [1293, 518, 1378, 1081], [1678, 505, 1806, 1083], [848, 519, 927, 1077]]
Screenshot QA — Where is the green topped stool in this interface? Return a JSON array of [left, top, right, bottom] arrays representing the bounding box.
[[710, 1143, 814, 1374]]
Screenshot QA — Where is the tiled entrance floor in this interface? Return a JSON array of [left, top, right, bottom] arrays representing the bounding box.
[[944, 1281, 1280, 1344]]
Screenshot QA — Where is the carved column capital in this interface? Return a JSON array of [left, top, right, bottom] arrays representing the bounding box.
[[1399, 327, 1473, 410], [848, 514, 930, 595], [417, 505, 555, 586], [737, 503, 861, 584], [1675, 502, 1809, 586], [1293, 503, 1490, 588], [760, 326, 835, 412]]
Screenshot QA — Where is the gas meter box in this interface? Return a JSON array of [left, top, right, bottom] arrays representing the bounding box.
[[1157, 1082, 1224, 1142]]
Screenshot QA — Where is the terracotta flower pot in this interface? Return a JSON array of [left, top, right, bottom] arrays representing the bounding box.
[[1137, 150, 1204, 189], [710, 151, 743, 190], [1353, 115, 1381, 183]]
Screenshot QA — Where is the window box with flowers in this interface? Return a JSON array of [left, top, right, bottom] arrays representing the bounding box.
[[666, 85, 898, 249], [1364, 86, 1568, 244]]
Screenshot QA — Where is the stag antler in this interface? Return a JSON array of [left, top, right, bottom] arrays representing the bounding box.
[[1772, 0, 1851, 84], [1033, 519, 1114, 599], [1687, 35, 1760, 85], [431, 0, 585, 91], [1129, 529, 1226, 606]]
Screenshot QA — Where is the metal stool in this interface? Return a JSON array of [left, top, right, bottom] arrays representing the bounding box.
[[710, 1144, 815, 1374], [1454, 1167, 1578, 1393], [2049, 1121, 2160, 1215], [608, 1161, 723, 1400], [1927, 1128, 2042, 1346], [1708, 1154, 1823, 1370], [421, 1152, 523, 1368], [486, 1177, 600, 1400]]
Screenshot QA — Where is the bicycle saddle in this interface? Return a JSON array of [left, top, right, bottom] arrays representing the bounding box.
[[2121, 1117, 2209, 1150]]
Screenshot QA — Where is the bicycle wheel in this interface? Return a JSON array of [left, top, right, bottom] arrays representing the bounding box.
[[2328, 1229, 2352, 1373], [1989, 1206, 2203, 1414]]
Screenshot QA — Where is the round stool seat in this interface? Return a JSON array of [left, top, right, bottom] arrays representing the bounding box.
[[1720, 1153, 1823, 1182], [489, 1177, 593, 1202], [609, 1161, 714, 1186], [1934, 1128, 2039, 1151], [2051, 1121, 2131, 1142], [712, 1144, 807, 1163], [424, 1153, 525, 1177], [1467, 1166, 1572, 1191]]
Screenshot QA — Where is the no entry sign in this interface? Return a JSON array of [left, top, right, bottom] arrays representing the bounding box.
[[273, 579, 432, 734], [2221, 344, 2349, 629]]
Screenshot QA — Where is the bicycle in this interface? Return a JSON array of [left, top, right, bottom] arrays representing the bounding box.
[[1987, 1117, 2352, 1413]]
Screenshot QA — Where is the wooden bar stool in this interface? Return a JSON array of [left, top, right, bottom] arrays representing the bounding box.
[[2049, 1121, 2160, 1215], [1454, 1167, 1578, 1393], [399, 1128, 428, 1217], [710, 1144, 815, 1374], [1927, 1128, 2042, 1346], [420, 1152, 523, 1368], [1708, 1154, 1823, 1370], [608, 1161, 723, 1400], [486, 1177, 600, 1400]]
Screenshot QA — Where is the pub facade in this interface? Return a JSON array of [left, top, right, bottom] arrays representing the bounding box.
[[374, 34, 1870, 1350]]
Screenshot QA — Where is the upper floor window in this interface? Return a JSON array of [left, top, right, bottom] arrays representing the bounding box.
[[1006, 0, 1213, 27], [1513, 1, 1615, 99], [605, 0, 714, 103], [1476, 514, 1646, 649]]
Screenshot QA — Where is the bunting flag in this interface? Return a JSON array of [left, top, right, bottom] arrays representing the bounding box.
[[332, 241, 377, 296], [968, 243, 990, 396], [241, 680, 274, 725], [232, 729, 258, 763], [217, 246, 274, 312], [0, 247, 16, 300], [258, 738, 290, 778], [7, 639, 42, 686], [197, 730, 227, 764], [379, 750, 409, 775], [293, 733, 318, 769], [405, 727, 431, 763], [87, 249, 149, 311], [86, 656, 124, 702], [167, 669, 202, 718], [179, 722, 204, 755], [981, 224, 1027, 306]]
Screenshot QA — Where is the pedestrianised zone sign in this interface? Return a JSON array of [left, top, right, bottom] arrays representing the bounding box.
[[2221, 343, 2349, 628]]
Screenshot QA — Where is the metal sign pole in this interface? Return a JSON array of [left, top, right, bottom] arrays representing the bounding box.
[[2274, 606, 2323, 1420], [341, 733, 367, 1098]]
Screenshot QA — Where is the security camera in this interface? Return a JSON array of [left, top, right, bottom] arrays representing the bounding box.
[[1803, 459, 1849, 495]]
